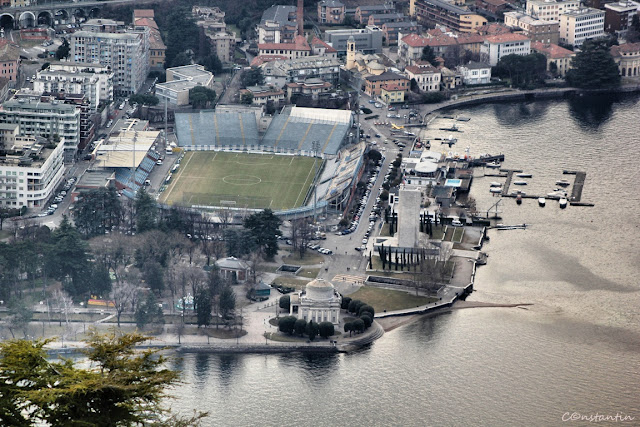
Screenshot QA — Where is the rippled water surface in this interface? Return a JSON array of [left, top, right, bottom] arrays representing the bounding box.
[[171, 95, 640, 426]]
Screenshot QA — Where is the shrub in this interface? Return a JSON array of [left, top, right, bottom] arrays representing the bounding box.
[[344, 321, 353, 334], [347, 299, 361, 314], [360, 314, 372, 328], [278, 316, 297, 334], [358, 304, 375, 318], [279, 295, 290, 310], [319, 321, 335, 339], [306, 320, 319, 341], [294, 318, 307, 336], [352, 318, 365, 334], [341, 296, 352, 310]]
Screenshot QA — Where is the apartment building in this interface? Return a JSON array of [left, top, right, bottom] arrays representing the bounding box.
[[70, 30, 149, 95], [0, 135, 65, 209], [382, 21, 420, 46], [262, 55, 341, 87], [604, 2, 638, 35], [405, 64, 441, 91], [526, 0, 581, 21], [0, 40, 19, 84], [44, 62, 114, 105], [156, 65, 214, 106], [504, 12, 560, 44], [324, 27, 384, 54], [318, 0, 346, 24], [457, 61, 492, 84], [530, 41, 575, 76], [34, 68, 101, 112], [410, 0, 487, 32], [364, 71, 409, 96], [206, 31, 237, 63], [481, 33, 531, 65], [356, 4, 396, 24], [559, 7, 605, 46], [258, 5, 298, 44], [0, 98, 80, 163]]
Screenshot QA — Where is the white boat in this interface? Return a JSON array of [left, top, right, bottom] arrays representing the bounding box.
[[538, 197, 546, 207], [513, 181, 528, 185], [486, 162, 501, 168], [559, 198, 567, 209], [490, 182, 502, 187], [516, 173, 532, 178], [490, 187, 502, 193], [556, 179, 570, 187]]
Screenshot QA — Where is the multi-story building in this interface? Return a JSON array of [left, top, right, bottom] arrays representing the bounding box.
[[356, 4, 396, 24], [0, 39, 20, 85], [504, 12, 560, 44], [382, 21, 420, 46], [531, 41, 575, 76], [604, 2, 637, 36], [318, 0, 346, 24], [192, 5, 227, 33], [262, 55, 341, 88], [481, 33, 531, 65], [310, 37, 338, 58], [364, 71, 409, 96], [475, 0, 511, 19], [258, 35, 312, 59], [368, 13, 407, 27], [610, 42, 640, 77], [457, 61, 492, 84], [559, 7, 605, 46], [405, 64, 441, 91], [156, 65, 214, 107], [0, 134, 65, 209], [0, 98, 80, 163], [70, 30, 149, 95], [324, 27, 384, 54], [206, 31, 237, 63], [241, 85, 285, 106], [133, 11, 166, 70], [410, 0, 488, 32], [258, 5, 298, 44], [81, 19, 125, 33], [34, 68, 101, 112], [44, 62, 114, 105], [380, 83, 407, 104], [526, 0, 581, 21], [286, 78, 333, 100]]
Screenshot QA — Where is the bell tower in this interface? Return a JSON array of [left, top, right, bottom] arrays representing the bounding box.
[[346, 36, 356, 70]]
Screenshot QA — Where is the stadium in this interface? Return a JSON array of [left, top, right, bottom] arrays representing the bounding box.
[[166, 105, 366, 217]]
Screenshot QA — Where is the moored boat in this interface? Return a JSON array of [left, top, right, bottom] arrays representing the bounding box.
[[513, 181, 528, 185], [516, 194, 522, 204], [556, 179, 570, 187], [486, 161, 501, 168], [490, 182, 502, 187], [559, 198, 567, 209], [538, 197, 546, 207], [516, 173, 532, 178], [490, 187, 502, 193]]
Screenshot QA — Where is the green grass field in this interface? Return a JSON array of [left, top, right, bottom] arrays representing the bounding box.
[[160, 152, 320, 210]]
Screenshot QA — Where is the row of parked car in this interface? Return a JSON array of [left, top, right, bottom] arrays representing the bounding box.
[[38, 177, 76, 217], [307, 243, 333, 255]]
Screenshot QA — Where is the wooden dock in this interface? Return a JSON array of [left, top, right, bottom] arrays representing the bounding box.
[[469, 154, 505, 167], [564, 170, 586, 202], [500, 169, 523, 196]]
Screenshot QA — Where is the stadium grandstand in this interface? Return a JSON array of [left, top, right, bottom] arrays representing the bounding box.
[[314, 141, 366, 211], [174, 105, 354, 157], [91, 120, 162, 198]]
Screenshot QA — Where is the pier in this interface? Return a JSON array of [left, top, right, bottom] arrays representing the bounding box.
[[469, 154, 505, 167], [500, 169, 523, 196], [563, 170, 586, 202]]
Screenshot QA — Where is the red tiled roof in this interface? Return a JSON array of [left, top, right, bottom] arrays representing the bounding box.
[[457, 33, 485, 44], [610, 42, 640, 57], [134, 9, 155, 19], [381, 83, 405, 91], [478, 0, 509, 7], [259, 35, 311, 52], [134, 17, 158, 30], [251, 54, 288, 66], [401, 33, 431, 48], [405, 64, 439, 74], [311, 36, 337, 53], [475, 22, 512, 35], [531, 42, 574, 59], [484, 33, 530, 43]]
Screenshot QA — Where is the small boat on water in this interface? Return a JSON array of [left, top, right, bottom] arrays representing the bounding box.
[[439, 124, 461, 132], [559, 198, 568, 209], [556, 179, 571, 187], [490, 182, 502, 187], [490, 187, 502, 193], [456, 116, 471, 122], [513, 181, 528, 185], [441, 135, 457, 146], [516, 194, 522, 204], [486, 161, 501, 168], [538, 197, 546, 207], [516, 173, 532, 178]]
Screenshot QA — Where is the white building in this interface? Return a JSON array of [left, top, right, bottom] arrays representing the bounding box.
[[559, 8, 606, 46], [0, 134, 65, 209], [258, 5, 298, 44], [481, 33, 531, 66], [70, 30, 149, 96], [34, 68, 102, 113], [44, 63, 114, 105], [0, 98, 80, 163], [458, 61, 492, 84], [405, 64, 441, 92], [526, 0, 581, 21], [289, 279, 342, 325], [155, 65, 214, 106]]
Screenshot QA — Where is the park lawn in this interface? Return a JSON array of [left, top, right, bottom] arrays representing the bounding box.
[[347, 286, 437, 313], [271, 276, 309, 290], [0, 229, 11, 240], [297, 268, 320, 279], [282, 251, 325, 265], [161, 151, 320, 210], [452, 227, 464, 243]]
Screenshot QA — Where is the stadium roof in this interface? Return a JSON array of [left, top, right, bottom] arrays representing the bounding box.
[[261, 106, 352, 155], [93, 131, 158, 168], [175, 110, 260, 147]]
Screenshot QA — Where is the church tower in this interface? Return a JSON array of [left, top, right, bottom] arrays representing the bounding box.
[[346, 36, 356, 70]]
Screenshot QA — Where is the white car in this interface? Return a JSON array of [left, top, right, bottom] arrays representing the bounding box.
[[451, 219, 463, 227], [362, 238, 368, 244]]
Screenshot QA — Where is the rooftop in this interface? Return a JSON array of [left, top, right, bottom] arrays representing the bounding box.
[[484, 33, 531, 43], [365, 71, 407, 82], [311, 36, 337, 53], [93, 131, 159, 169], [133, 9, 155, 19], [610, 42, 640, 56], [531, 42, 575, 58], [260, 5, 297, 26], [318, 0, 344, 6], [419, 0, 472, 16], [561, 7, 605, 17], [357, 4, 395, 12], [382, 21, 418, 28], [0, 136, 60, 168], [462, 61, 491, 69], [405, 64, 440, 74], [259, 35, 311, 52]]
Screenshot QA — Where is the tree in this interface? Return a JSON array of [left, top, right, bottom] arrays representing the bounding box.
[[55, 38, 70, 60], [279, 295, 290, 310], [566, 40, 621, 89], [305, 320, 319, 341], [319, 321, 334, 339], [421, 45, 438, 66], [135, 292, 164, 329], [294, 318, 307, 336], [202, 53, 223, 73], [360, 313, 372, 328], [344, 321, 353, 336], [240, 91, 254, 104], [278, 315, 297, 334], [368, 149, 382, 164], [189, 86, 217, 109], [91, 262, 113, 297], [241, 67, 265, 88], [493, 53, 548, 88], [171, 51, 192, 67], [218, 284, 236, 322], [224, 228, 256, 258], [244, 209, 282, 260], [142, 260, 165, 293], [358, 304, 375, 318], [74, 188, 122, 237], [50, 217, 91, 298], [0, 330, 207, 426], [341, 296, 352, 310], [352, 318, 365, 334], [194, 287, 212, 328], [134, 187, 157, 233], [6, 298, 33, 339], [128, 94, 159, 106], [111, 268, 139, 327]]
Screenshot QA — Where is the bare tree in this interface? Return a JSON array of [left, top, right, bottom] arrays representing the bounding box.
[[291, 218, 313, 258], [111, 267, 140, 326], [52, 289, 73, 328]]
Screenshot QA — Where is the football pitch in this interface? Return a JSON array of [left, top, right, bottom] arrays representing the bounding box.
[[160, 152, 321, 210]]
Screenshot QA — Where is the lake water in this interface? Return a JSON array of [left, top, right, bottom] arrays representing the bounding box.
[[170, 94, 640, 426]]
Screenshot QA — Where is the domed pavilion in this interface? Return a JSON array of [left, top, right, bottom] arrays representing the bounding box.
[[289, 278, 342, 325]]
